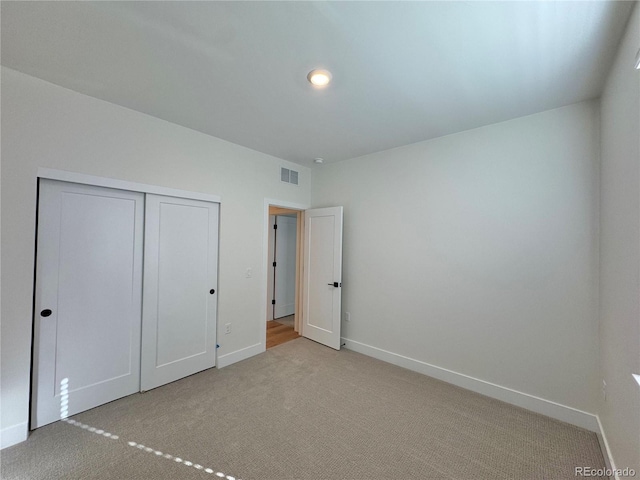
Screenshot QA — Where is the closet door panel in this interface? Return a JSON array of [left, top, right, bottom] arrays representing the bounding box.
[[156, 203, 209, 365], [142, 195, 219, 391], [32, 179, 144, 428]]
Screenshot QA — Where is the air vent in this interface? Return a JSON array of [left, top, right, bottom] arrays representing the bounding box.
[[280, 167, 299, 186]]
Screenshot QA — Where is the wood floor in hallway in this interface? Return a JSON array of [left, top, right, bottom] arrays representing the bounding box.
[[266, 316, 299, 349]]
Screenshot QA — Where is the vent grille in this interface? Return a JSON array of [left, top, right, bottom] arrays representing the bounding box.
[[280, 167, 299, 186]]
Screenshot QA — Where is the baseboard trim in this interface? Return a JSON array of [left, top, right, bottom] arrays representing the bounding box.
[[596, 416, 619, 479], [1, 422, 28, 449], [217, 342, 264, 368], [342, 337, 599, 432]]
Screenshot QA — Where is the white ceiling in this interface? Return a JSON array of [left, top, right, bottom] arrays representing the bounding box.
[[1, 1, 634, 166]]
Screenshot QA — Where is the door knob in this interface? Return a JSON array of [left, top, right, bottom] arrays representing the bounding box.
[[41, 309, 52, 317], [327, 282, 340, 287], [209, 289, 215, 294]]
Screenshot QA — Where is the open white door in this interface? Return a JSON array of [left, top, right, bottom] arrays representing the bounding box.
[[141, 195, 219, 391], [274, 215, 297, 319], [302, 206, 343, 350], [32, 180, 144, 428]]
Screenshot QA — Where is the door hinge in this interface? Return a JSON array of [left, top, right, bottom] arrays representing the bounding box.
[[273, 261, 277, 267], [272, 299, 276, 305], [273, 224, 278, 230]]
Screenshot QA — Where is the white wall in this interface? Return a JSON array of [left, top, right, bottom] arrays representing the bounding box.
[[312, 101, 600, 420], [599, 3, 640, 473], [0, 67, 311, 446]]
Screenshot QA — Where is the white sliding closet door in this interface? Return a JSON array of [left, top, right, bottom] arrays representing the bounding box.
[[32, 180, 144, 428], [141, 195, 219, 391]]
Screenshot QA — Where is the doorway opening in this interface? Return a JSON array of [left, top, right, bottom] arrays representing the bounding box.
[[266, 205, 303, 349], [262, 200, 343, 352]]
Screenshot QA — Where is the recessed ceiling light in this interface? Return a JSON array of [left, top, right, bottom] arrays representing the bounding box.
[[307, 69, 332, 87], [313, 158, 324, 164]]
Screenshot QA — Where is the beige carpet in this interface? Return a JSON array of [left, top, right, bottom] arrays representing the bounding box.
[[1, 338, 605, 479]]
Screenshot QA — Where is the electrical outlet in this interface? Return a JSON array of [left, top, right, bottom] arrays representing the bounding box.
[[225, 323, 231, 335], [344, 312, 351, 322], [245, 268, 253, 278], [602, 380, 607, 402]]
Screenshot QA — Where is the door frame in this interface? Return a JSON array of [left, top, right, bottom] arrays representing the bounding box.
[[261, 198, 310, 351]]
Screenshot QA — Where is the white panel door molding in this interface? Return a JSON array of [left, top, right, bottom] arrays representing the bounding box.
[[303, 207, 343, 350], [32, 179, 144, 428], [141, 195, 219, 391]]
